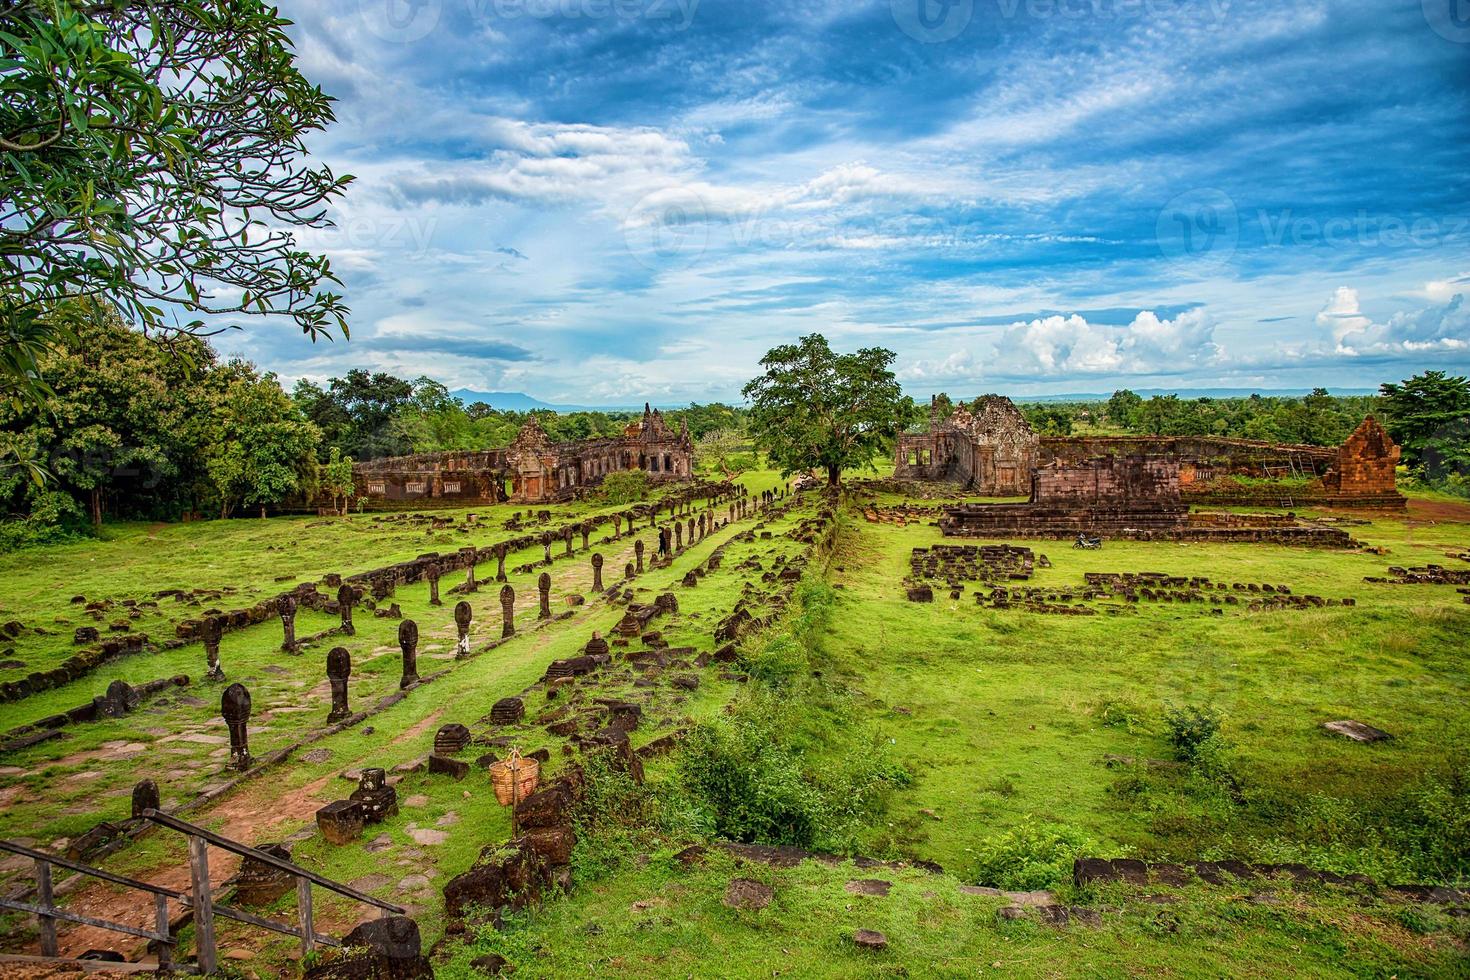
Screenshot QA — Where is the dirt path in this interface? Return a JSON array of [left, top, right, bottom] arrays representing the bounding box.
[[1405, 497, 1470, 523]]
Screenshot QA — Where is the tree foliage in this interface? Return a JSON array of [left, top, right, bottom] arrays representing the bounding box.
[[0, 300, 318, 545], [742, 334, 914, 486], [203, 366, 319, 518], [0, 0, 350, 399]]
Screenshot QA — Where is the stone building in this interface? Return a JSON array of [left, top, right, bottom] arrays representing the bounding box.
[[894, 395, 1039, 495], [897, 395, 1402, 508], [346, 405, 694, 509]]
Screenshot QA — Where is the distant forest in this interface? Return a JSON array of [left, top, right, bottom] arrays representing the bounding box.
[[1, 305, 1466, 549]]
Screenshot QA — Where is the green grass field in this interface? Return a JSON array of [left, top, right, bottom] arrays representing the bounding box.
[[1, 476, 1467, 976]]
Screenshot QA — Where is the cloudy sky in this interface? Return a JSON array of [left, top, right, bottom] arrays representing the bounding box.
[[215, 0, 1470, 404]]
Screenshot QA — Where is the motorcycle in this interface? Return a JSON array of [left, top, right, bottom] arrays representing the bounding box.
[[1073, 534, 1103, 550]]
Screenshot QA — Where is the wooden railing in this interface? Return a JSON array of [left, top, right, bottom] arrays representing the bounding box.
[[1, 810, 406, 974]]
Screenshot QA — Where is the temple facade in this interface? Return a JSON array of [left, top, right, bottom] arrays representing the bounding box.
[[347, 405, 694, 509], [894, 395, 1039, 495], [897, 396, 1403, 508]]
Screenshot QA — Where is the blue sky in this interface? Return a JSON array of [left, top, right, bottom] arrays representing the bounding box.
[[216, 0, 1470, 404]]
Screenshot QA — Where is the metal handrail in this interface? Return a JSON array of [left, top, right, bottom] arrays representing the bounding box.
[[140, 810, 403, 913]]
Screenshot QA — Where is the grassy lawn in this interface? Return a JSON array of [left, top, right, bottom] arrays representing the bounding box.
[[1, 475, 1467, 975]]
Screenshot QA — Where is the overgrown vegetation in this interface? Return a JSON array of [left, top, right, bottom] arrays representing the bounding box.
[[600, 470, 651, 504]]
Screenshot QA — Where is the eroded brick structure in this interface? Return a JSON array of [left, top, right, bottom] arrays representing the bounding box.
[[899, 398, 1402, 508], [347, 405, 694, 509], [895, 395, 1038, 495]]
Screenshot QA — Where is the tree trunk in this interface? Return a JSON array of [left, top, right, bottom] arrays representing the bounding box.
[[826, 464, 840, 486], [259, 505, 267, 519], [90, 488, 102, 528]]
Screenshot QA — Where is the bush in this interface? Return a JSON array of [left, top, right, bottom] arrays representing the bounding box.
[[1164, 704, 1224, 762], [600, 470, 650, 504], [570, 750, 658, 885], [969, 818, 1096, 890]]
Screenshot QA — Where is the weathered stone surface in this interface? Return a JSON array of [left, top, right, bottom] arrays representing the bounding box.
[[852, 929, 888, 950], [1322, 719, 1392, 742], [845, 879, 892, 897], [723, 878, 773, 911], [316, 800, 365, 845]]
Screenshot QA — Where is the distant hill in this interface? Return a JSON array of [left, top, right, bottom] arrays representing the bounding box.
[[448, 386, 1381, 412], [448, 390, 627, 412], [1009, 387, 1379, 403]]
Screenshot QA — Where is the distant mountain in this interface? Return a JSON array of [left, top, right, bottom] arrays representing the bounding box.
[[450, 389, 653, 412], [448, 386, 1381, 413], [1009, 387, 1379, 403], [450, 390, 574, 411]]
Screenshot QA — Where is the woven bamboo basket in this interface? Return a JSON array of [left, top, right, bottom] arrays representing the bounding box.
[[490, 749, 539, 806]]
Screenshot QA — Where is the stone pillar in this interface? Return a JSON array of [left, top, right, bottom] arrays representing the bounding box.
[[202, 616, 224, 680], [279, 595, 297, 653], [499, 584, 515, 638], [454, 600, 473, 658], [538, 572, 552, 620], [427, 565, 441, 606], [649, 509, 656, 529], [625, 561, 635, 580], [542, 535, 552, 565], [564, 528, 574, 557], [326, 646, 352, 724], [674, 523, 683, 551], [729, 504, 735, 523], [398, 620, 420, 689], [635, 539, 645, 574], [688, 517, 696, 544], [592, 553, 604, 592], [461, 548, 478, 593], [495, 545, 508, 583], [131, 779, 160, 820], [222, 682, 252, 771], [337, 584, 356, 636], [613, 515, 622, 538], [581, 525, 591, 551]]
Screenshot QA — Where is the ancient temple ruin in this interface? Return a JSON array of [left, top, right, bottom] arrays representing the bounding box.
[[898, 396, 1403, 509], [894, 395, 1038, 495], [346, 405, 694, 509]]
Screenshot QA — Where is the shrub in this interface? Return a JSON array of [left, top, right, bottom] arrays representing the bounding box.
[[969, 818, 1096, 890], [600, 470, 650, 504], [570, 750, 658, 885], [1164, 704, 1224, 762]]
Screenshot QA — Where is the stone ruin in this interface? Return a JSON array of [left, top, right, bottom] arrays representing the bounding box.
[[221, 682, 252, 771], [454, 600, 473, 657], [900, 394, 1402, 510], [326, 646, 352, 723], [345, 404, 694, 509], [399, 619, 420, 688]]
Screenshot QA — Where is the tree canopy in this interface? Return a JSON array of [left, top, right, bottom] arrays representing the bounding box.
[[0, 0, 350, 399], [742, 334, 914, 486]]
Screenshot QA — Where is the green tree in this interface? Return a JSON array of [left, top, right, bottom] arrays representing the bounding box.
[[695, 427, 750, 479], [1106, 389, 1143, 428], [320, 447, 355, 516], [742, 334, 914, 486], [0, 0, 351, 400], [0, 299, 212, 531], [1380, 371, 1470, 467], [204, 364, 320, 518]]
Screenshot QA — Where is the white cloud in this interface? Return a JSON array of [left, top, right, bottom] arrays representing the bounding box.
[[993, 308, 1218, 377]]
